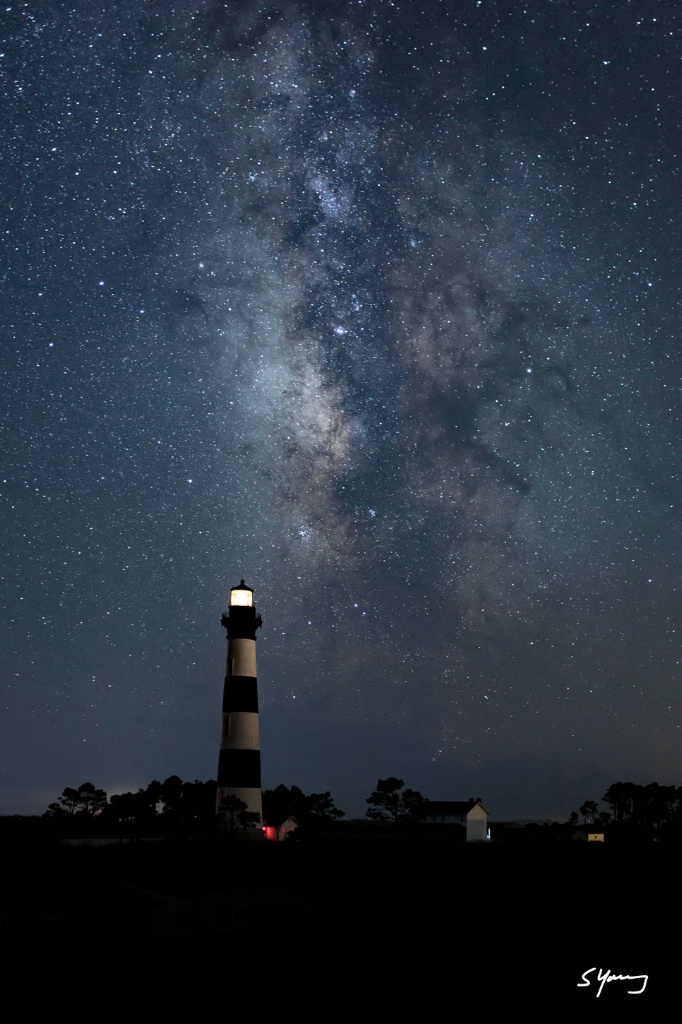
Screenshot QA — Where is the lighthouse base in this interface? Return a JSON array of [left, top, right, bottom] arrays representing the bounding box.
[[216, 786, 263, 835]]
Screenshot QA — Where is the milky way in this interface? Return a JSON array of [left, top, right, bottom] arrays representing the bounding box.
[[1, 0, 679, 818]]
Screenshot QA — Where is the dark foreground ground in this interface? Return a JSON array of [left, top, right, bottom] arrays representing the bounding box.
[[2, 833, 676, 1005]]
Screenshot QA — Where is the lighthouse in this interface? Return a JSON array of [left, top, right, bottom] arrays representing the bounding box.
[[216, 580, 263, 824]]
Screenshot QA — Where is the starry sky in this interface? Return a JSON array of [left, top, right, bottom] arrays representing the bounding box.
[[1, 0, 679, 821]]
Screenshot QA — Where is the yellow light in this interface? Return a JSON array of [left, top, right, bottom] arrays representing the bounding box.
[[230, 582, 253, 607]]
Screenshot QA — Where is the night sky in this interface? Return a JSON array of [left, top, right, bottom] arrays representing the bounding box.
[[1, 0, 679, 821]]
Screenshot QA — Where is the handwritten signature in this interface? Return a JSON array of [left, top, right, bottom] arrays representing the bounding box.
[[578, 968, 648, 997]]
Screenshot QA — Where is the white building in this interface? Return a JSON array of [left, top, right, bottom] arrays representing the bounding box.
[[419, 798, 489, 842]]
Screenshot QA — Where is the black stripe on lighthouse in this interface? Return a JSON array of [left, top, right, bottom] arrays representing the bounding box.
[[217, 749, 261, 788], [222, 676, 259, 713]]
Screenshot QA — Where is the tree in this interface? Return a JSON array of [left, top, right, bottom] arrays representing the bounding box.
[[306, 791, 344, 822], [151, 777, 217, 830], [601, 781, 678, 835], [58, 787, 81, 815], [639, 783, 677, 831], [579, 800, 599, 824], [57, 783, 107, 817], [179, 779, 216, 826], [262, 784, 307, 823], [158, 775, 184, 820], [602, 781, 637, 824], [43, 802, 69, 819], [261, 785, 344, 827], [104, 789, 158, 830], [218, 794, 260, 831], [76, 782, 108, 816], [366, 777, 425, 826]]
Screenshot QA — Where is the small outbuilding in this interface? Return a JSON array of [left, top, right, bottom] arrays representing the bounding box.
[[263, 815, 298, 842], [572, 824, 606, 842]]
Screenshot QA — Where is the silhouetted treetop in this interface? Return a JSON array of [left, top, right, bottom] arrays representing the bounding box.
[[366, 777, 425, 825], [262, 784, 344, 825]]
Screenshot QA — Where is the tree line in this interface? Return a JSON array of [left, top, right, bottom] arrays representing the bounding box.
[[42, 777, 682, 838], [41, 776, 421, 834], [42, 777, 347, 834], [44, 778, 216, 831], [569, 781, 682, 834]]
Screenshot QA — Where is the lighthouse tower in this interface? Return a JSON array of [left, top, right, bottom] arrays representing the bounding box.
[[216, 580, 263, 824]]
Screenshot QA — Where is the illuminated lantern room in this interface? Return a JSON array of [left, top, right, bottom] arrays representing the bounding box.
[[221, 579, 262, 639], [230, 580, 254, 607]]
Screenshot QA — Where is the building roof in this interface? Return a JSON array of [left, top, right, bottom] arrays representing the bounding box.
[[420, 799, 488, 816]]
